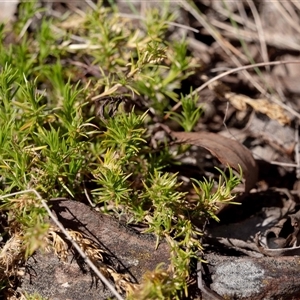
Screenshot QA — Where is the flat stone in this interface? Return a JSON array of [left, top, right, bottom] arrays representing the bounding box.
[[20, 200, 170, 299], [205, 254, 300, 300]]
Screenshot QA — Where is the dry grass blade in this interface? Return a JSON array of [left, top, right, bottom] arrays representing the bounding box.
[[166, 60, 300, 121], [246, 0, 269, 70], [178, 0, 268, 96], [272, 0, 300, 35], [208, 18, 300, 51]]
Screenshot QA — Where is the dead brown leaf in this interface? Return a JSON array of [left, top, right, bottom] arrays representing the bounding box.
[[225, 92, 291, 125], [162, 125, 258, 193], [207, 79, 291, 125]]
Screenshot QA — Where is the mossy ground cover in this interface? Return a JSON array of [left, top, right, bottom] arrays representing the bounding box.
[[1, 1, 299, 299]]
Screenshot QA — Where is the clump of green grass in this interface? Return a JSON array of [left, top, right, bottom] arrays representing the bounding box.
[[0, 1, 241, 299]]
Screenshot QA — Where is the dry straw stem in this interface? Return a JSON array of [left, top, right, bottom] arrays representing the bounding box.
[[203, 0, 300, 51], [0, 190, 124, 300], [166, 60, 300, 121], [117, 12, 199, 33], [207, 18, 300, 51], [272, 0, 300, 35], [0, 234, 23, 280], [246, 0, 269, 71], [178, 0, 300, 120], [178, 0, 266, 94]]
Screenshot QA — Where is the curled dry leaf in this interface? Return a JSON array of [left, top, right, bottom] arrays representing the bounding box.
[[162, 125, 258, 193], [207, 79, 291, 125], [225, 92, 290, 125]]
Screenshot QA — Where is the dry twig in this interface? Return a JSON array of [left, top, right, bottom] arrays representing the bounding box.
[[0, 189, 125, 300]]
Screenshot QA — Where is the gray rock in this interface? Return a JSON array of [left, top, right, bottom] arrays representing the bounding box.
[[19, 200, 170, 300], [206, 254, 300, 299]]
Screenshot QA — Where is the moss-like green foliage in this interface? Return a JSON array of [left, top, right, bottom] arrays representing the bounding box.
[[0, 1, 241, 298]]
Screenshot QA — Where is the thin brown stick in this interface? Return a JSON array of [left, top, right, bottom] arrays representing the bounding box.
[[165, 60, 300, 120], [0, 189, 124, 300], [178, 0, 269, 99]]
